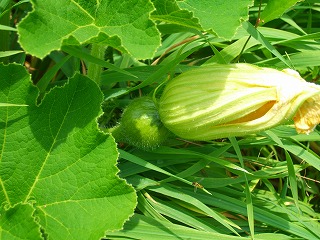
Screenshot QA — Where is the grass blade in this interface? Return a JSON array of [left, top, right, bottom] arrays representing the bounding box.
[[229, 137, 254, 239], [242, 21, 292, 68]]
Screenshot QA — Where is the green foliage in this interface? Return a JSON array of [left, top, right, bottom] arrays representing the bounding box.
[[17, 0, 160, 59], [0, 64, 136, 239], [1, 0, 320, 239], [260, 0, 301, 24], [177, 0, 253, 39]]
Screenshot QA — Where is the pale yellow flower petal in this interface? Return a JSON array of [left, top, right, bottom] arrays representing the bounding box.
[[159, 64, 320, 140], [294, 95, 320, 134]]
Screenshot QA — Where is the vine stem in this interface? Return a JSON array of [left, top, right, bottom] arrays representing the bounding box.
[[87, 44, 106, 85], [234, 0, 263, 63]]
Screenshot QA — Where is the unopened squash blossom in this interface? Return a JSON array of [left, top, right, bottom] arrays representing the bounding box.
[[158, 63, 320, 140]]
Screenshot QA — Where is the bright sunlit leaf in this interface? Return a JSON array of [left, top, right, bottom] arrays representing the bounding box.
[[17, 0, 160, 59], [0, 63, 136, 240]]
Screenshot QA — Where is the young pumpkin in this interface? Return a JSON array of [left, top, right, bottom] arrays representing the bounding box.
[[112, 97, 171, 150]]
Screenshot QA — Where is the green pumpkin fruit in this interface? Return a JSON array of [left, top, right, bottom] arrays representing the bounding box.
[[117, 97, 171, 150]]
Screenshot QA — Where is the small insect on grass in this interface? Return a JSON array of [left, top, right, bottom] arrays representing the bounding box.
[[192, 179, 212, 195], [192, 181, 204, 192]]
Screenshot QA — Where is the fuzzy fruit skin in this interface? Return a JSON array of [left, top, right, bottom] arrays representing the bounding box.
[[158, 63, 320, 140], [119, 97, 170, 150]]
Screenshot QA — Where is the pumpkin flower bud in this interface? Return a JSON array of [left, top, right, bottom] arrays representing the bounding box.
[[158, 63, 320, 141]]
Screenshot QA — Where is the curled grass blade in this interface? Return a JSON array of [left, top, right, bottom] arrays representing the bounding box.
[[148, 184, 241, 236]]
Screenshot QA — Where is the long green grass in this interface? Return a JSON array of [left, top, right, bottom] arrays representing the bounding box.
[[103, 2, 320, 239]]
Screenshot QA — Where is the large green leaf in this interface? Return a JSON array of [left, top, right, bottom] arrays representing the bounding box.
[[177, 0, 253, 40], [0, 63, 136, 240], [151, 0, 201, 30], [151, 0, 253, 40], [260, 0, 301, 24], [0, 204, 42, 240], [17, 0, 160, 59]]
